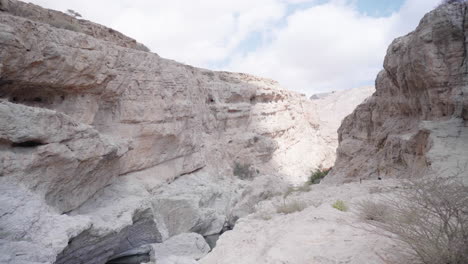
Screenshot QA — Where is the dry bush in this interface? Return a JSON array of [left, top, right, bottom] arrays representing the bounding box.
[[46, 17, 81, 32], [359, 177, 468, 264], [357, 200, 391, 222], [276, 200, 307, 214]]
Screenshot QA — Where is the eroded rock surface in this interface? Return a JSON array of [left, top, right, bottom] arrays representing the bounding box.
[[0, 1, 364, 263], [327, 2, 468, 183], [200, 180, 408, 264]]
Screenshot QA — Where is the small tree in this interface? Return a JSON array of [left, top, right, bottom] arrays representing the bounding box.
[[66, 9, 82, 18]]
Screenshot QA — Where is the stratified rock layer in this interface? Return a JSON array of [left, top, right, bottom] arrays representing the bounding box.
[[0, 1, 363, 263], [327, 2, 468, 183]]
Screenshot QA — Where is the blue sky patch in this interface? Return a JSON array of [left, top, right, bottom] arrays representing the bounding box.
[[355, 0, 405, 17]]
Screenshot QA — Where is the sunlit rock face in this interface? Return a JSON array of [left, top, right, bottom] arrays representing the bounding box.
[[310, 86, 375, 168], [0, 1, 371, 263], [327, 2, 468, 183]]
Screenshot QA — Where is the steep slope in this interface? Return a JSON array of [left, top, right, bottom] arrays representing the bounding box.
[[0, 1, 359, 263], [327, 2, 468, 183]]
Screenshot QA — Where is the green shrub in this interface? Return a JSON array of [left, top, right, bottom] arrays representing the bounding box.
[[233, 162, 255, 180], [308, 167, 330, 184], [332, 200, 348, 212]]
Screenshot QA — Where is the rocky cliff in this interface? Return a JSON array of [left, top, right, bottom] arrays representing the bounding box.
[[199, 3, 468, 264], [0, 1, 370, 263], [327, 2, 468, 183]]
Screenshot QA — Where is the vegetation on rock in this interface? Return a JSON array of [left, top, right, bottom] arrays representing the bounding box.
[[308, 167, 331, 184], [233, 162, 256, 180], [332, 200, 348, 212]]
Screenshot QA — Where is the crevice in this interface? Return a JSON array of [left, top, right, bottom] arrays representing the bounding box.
[[0, 80, 71, 109], [461, 5, 468, 72], [384, 67, 400, 91], [203, 222, 235, 250], [106, 254, 150, 264], [178, 165, 205, 177], [55, 209, 162, 264], [11, 140, 45, 148]]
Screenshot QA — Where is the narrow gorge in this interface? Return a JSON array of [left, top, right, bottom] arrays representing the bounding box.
[[0, 0, 467, 264]]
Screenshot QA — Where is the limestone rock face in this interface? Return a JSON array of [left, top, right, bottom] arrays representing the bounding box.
[[0, 7, 328, 184], [327, 2, 468, 183], [0, 101, 128, 213], [0, 1, 359, 263]]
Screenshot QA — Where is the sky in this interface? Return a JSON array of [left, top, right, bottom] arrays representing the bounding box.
[[27, 0, 441, 95]]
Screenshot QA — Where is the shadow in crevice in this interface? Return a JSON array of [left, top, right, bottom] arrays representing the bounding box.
[[55, 209, 162, 264], [106, 254, 150, 264], [11, 140, 45, 148]]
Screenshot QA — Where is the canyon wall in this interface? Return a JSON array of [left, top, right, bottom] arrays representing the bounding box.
[[0, 1, 370, 263], [327, 2, 468, 183], [200, 3, 468, 264], [310, 86, 375, 165]]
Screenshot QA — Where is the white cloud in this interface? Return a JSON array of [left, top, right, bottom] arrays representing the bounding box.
[[227, 0, 441, 94], [26, 0, 440, 95], [27, 0, 287, 66]]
